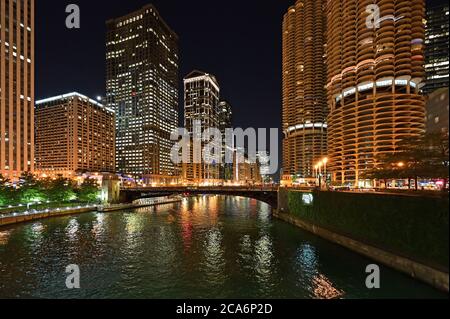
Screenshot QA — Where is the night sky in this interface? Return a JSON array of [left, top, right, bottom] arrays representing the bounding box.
[[36, 0, 294, 131]]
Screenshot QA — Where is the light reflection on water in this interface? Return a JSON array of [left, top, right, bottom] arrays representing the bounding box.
[[0, 230, 12, 246], [0, 195, 445, 299]]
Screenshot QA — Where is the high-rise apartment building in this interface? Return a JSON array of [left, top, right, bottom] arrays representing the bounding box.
[[106, 4, 179, 180], [424, 1, 449, 95], [327, 0, 426, 187], [183, 70, 220, 184], [35, 93, 115, 178], [282, 0, 328, 183], [0, 0, 34, 180]]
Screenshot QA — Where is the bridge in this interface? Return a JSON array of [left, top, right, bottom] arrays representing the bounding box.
[[119, 186, 279, 208]]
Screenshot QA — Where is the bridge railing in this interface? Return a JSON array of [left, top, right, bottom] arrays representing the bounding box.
[[121, 186, 279, 192]]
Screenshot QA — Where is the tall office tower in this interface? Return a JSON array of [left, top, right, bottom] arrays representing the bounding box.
[[183, 70, 220, 184], [282, 0, 328, 183], [424, 1, 449, 95], [218, 100, 233, 181], [35, 93, 116, 178], [0, 0, 34, 180], [327, 0, 426, 187], [106, 4, 179, 180]]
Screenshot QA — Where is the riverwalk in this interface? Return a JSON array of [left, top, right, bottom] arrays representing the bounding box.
[[0, 196, 183, 227]]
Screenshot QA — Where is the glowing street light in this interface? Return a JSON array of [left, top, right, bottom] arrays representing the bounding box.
[[314, 157, 330, 189]]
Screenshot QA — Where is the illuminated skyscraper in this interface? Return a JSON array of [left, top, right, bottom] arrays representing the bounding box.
[[0, 0, 34, 180], [327, 0, 426, 187], [35, 93, 115, 178], [282, 0, 328, 182], [424, 1, 449, 94], [218, 101, 232, 137], [218, 100, 233, 181], [106, 4, 179, 180], [183, 70, 220, 183]]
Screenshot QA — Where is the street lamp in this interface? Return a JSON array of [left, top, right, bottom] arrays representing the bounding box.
[[322, 157, 329, 187], [317, 162, 323, 188], [323, 157, 328, 174]]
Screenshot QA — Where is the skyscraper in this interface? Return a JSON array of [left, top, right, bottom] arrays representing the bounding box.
[[218, 100, 233, 181], [106, 4, 179, 180], [424, 1, 449, 95], [0, 0, 34, 180], [327, 0, 426, 187], [218, 101, 232, 137], [35, 93, 115, 178], [183, 70, 220, 184], [282, 0, 328, 183]]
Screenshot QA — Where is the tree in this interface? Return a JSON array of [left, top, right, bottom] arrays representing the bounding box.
[[363, 133, 449, 190], [18, 172, 46, 205], [0, 174, 13, 207], [47, 176, 77, 202], [77, 178, 100, 203]]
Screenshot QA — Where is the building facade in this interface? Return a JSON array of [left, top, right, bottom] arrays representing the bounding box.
[[426, 87, 449, 135], [424, 1, 449, 95], [218, 100, 233, 181], [106, 4, 179, 180], [282, 0, 328, 183], [233, 150, 262, 186], [0, 0, 34, 180], [257, 151, 271, 183], [326, 0, 427, 187], [183, 70, 220, 184], [35, 93, 115, 178]]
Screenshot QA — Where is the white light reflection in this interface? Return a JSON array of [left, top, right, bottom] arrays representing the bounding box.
[[203, 228, 226, 286], [254, 235, 275, 284], [92, 213, 106, 239], [66, 219, 79, 242]]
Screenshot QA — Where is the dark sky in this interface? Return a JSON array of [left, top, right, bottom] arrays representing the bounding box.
[[36, 0, 293, 131]]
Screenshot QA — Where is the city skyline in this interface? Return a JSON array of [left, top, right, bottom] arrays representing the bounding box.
[[35, 0, 286, 132], [0, 0, 448, 302], [33, 1, 440, 183]]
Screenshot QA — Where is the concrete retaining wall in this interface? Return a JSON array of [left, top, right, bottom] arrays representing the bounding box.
[[276, 188, 449, 292], [0, 208, 96, 227]]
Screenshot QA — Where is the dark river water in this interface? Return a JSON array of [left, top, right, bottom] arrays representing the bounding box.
[[0, 196, 445, 299]]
